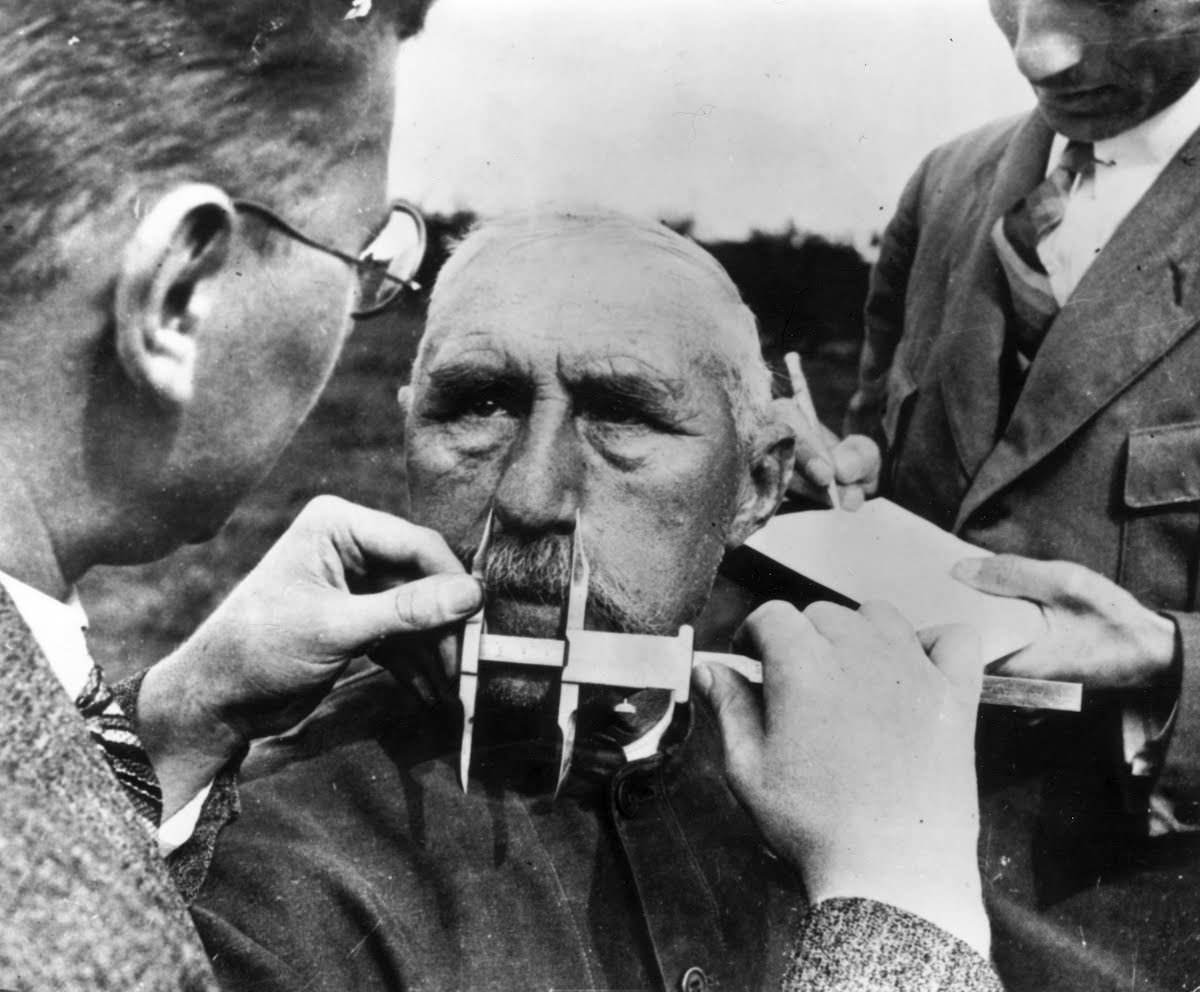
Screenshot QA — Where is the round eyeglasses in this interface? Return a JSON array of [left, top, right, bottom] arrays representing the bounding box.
[[232, 198, 427, 319]]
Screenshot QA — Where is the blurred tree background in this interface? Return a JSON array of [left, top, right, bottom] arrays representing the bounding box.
[[81, 216, 870, 679]]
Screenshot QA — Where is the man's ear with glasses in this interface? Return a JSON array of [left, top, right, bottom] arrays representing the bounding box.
[[114, 184, 236, 408]]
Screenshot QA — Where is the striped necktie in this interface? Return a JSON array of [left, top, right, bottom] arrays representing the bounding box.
[[75, 663, 163, 829], [991, 140, 1095, 361]]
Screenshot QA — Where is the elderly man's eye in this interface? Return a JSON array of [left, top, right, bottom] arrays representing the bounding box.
[[422, 381, 525, 423], [466, 394, 506, 417], [589, 396, 647, 425]]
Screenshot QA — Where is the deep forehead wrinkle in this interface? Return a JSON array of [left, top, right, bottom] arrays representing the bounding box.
[[423, 347, 693, 405], [422, 346, 525, 389], [557, 352, 691, 406]]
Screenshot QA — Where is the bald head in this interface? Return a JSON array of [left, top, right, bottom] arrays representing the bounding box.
[[417, 209, 774, 452]]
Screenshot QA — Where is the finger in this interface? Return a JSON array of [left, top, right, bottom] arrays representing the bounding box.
[[303, 496, 466, 580], [739, 601, 831, 725], [858, 600, 923, 653], [918, 623, 983, 697], [370, 636, 445, 706], [950, 554, 1076, 605], [803, 600, 869, 646], [791, 423, 838, 489], [838, 485, 867, 512], [982, 646, 1042, 680], [832, 434, 881, 488], [324, 573, 483, 651], [437, 628, 460, 682], [693, 662, 763, 787]]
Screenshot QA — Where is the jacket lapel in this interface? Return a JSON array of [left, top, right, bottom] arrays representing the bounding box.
[[0, 582, 103, 772], [937, 113, 1054, 479], [958, 125, 1200, 528]]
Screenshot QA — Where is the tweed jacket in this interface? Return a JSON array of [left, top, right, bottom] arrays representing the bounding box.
[[847, 109, 1200, 991], [193, 667, 1000, 992], [0, 583, 218, 992]]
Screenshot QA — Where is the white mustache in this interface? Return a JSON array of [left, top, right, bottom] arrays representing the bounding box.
[[457, 533, 674, 635]]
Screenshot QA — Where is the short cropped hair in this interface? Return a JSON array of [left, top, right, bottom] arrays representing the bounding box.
[[420, 208, 774, 453], [0, 0, 433, 297]]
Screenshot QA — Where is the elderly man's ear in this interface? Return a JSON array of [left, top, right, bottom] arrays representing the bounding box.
[[726, 397, 796, 548], [113, 184, 236, 408]]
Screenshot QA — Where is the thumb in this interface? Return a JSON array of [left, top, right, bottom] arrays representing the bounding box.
[[950, 553, 1059, 602], [326, 573, 483, 651], [694, 662, 764, 786], [919, 623, 983, 700], [832, 434, 881, 488]]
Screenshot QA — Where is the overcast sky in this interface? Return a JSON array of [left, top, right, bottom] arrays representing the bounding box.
[[389, 0, 1033, 247]]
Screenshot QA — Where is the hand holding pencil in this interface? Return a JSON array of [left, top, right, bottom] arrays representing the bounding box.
[[783, 351, 881, 511]]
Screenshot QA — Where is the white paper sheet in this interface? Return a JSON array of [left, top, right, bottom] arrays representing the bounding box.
[[744, 498, 1046, 663]]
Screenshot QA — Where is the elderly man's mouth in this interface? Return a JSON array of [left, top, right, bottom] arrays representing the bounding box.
[[484, 596, 566, 638]]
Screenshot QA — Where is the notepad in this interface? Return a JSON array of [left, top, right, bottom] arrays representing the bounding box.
[[743, 498, 1046, 663]]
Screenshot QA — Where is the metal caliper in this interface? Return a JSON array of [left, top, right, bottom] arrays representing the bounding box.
[[456, 511, 1082, 794]]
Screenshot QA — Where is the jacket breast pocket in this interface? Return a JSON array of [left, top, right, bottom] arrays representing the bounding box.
[[1120, 422, 1200, 610]]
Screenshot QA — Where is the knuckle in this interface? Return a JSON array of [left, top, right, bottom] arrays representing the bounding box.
[[393, 591, 423, 629], [755, 599, 800, 626], [990, 555, 1019, 586], [300, 494, 346, 527], [805, 600, 851, 628], [1053, 563, 1088, 602]]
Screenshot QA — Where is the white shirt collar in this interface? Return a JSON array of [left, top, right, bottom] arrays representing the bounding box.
[[1050, 74, 1200, 172], [621, 699, 676, 763], [0, 570, 93, 700]]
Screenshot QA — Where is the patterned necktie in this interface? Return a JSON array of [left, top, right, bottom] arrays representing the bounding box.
[[992, 140, 1095, 360], [75, 664, 163, 829]]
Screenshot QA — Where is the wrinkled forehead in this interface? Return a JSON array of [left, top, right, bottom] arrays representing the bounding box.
[[418, 233, 739, 378]]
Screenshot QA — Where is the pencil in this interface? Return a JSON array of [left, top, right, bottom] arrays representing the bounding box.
[[784, 351, 841, 510]]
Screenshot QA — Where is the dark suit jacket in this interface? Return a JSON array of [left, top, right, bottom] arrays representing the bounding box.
[[849, 109, 1200, 991], [193, 667, 1000, 992], [0, 584, 217, 992]]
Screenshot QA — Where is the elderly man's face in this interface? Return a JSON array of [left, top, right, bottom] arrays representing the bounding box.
[[403, 236, 751, 648], [989, 0, 1200, 140]]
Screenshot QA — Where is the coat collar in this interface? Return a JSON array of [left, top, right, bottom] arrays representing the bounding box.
[[935, 112, 1055, 481]]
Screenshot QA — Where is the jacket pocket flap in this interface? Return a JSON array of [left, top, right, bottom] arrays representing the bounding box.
[[1125, 421, 1200, 509]]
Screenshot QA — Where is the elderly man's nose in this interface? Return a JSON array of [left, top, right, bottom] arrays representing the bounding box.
[[1010, 3, 1084, 83], [493, 414, 582, 534]]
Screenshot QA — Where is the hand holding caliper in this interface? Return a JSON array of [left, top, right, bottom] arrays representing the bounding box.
[[696, 601, 993, 957], [456, 511, 1082, 795]]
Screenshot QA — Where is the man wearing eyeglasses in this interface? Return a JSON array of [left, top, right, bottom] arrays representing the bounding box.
[[0, 3, 497, 990]]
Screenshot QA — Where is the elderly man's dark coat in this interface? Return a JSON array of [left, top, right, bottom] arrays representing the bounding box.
[[192, 668, 1000, 992]]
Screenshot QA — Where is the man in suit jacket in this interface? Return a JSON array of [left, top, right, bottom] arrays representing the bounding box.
[[0, 3, 499, 989], [845, 1, 1200, 988], [0, 9, 999, 992]]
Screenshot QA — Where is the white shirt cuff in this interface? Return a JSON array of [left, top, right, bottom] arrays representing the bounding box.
[[157, 781, 213, 857]]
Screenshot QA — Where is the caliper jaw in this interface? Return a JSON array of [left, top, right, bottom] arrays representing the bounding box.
[[457, 509, 493, 792]]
